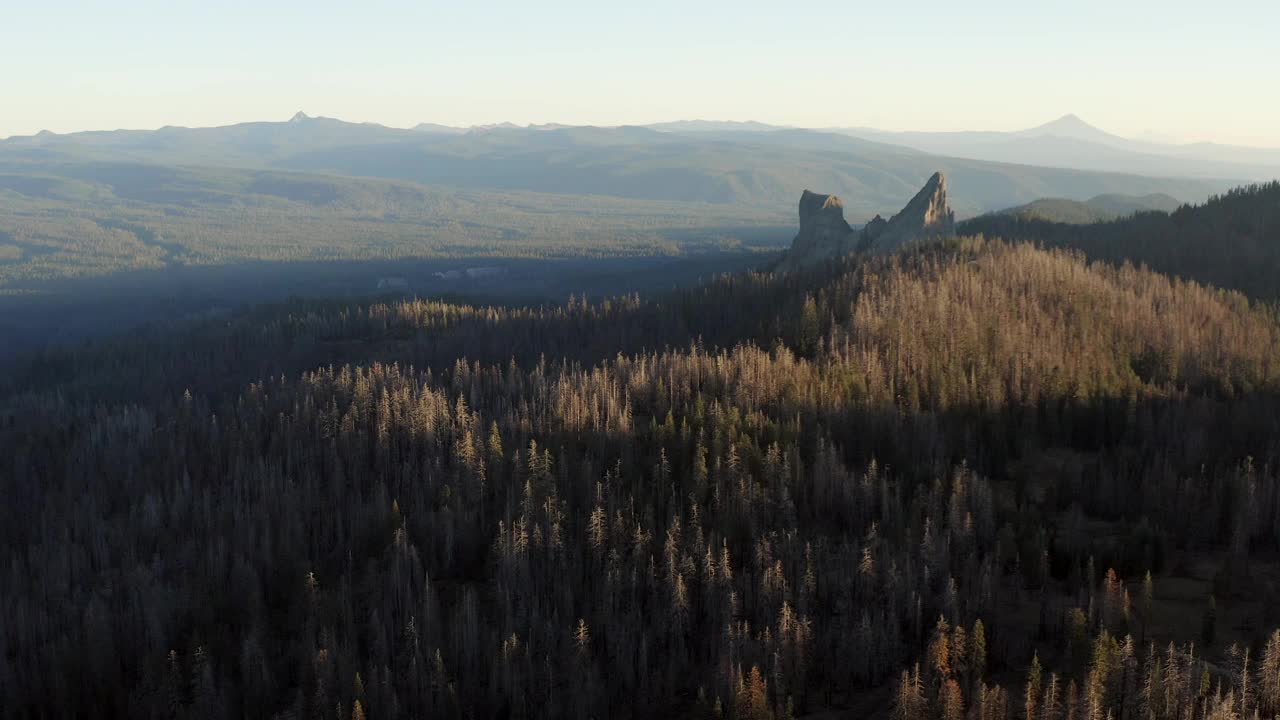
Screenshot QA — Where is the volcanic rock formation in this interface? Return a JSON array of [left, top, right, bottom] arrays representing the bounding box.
[[778, 172, 955, 271]]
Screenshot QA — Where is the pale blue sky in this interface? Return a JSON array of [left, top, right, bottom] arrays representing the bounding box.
[[4, 0, 1278, 145]]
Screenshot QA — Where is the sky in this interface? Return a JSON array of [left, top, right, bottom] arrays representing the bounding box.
[[4, 0, 1279, 146]]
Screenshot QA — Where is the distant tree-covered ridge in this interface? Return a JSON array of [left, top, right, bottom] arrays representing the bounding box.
[[960, 180, 1280, 301], [983, 193, 1181, 225], [4, 236, 1280, 718]]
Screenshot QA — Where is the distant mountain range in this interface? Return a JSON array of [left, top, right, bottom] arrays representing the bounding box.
[[0, 113, 1254, 218], [824, 114, 1280, 182], [644, 120, 783, 133]]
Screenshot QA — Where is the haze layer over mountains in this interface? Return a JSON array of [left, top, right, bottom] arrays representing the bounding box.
[[829, 113, 1280, 181], [1, 112, 1249, 217]]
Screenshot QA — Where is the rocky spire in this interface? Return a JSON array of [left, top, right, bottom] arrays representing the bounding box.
[[864, 171, 955, 252], [777, 172, 956, 271]]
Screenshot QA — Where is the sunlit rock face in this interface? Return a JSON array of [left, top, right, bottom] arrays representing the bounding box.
[[865, 171, 955, 252], [778, 172, 955, 270]]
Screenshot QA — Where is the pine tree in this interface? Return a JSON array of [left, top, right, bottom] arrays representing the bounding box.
[[930, 616, 953, 682], [1201, 595, 1217, 649], [1041, 673, 1061, 720], [895, 664, 927, 720], [1026, 653, 1044, 720], [1261, 630, 1280, 716], [574, 618, 591, 656], [971, 620, 988, 687], [1140, 572, 1154, 645], [799, 295, 820, 356], [941, 678, 965, 720]]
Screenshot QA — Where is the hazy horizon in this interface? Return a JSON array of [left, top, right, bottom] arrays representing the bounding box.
[[9, 111, 1280, 153], [5, 0, 1279, 146]]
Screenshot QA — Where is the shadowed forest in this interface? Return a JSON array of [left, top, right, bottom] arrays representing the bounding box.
[[6, 192, 1280, 717]]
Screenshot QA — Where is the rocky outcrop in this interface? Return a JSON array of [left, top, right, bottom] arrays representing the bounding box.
[[788, 190, 853, 262], [777, 172, 955, 271], [864, 172, 954, 252]]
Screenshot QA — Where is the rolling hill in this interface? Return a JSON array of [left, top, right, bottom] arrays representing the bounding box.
[[989, 192, 1182, 224]]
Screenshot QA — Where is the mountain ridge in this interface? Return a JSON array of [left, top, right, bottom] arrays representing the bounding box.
[[0, 115, 1230, 217], [828, 114, 1280, 181], [989, 192, 1182, 223]]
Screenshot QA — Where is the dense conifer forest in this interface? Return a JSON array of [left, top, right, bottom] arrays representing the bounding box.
[[5, 220, 1280, 717], [959, 181, 1280, 301]]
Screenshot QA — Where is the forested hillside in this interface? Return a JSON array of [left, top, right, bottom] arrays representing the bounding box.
[[989, 194, 1181, 225], [5, 238, 1280, 719], [961, 181, 1280, 301]]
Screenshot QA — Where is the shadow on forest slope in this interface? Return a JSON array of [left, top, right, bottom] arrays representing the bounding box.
[[0, 249, 782, 362]]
